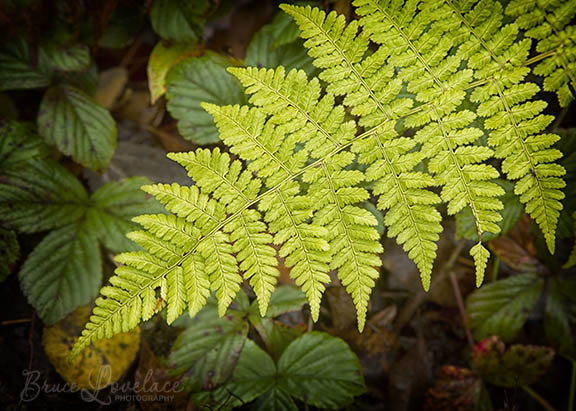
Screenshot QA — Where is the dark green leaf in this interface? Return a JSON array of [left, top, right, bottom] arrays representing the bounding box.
[[0, 159, 89, 233], [267, 11, 302, 48], [278, 332, 366, 409], [245, 15, 317, 76], [86, 177, 162, 253], [258, 285, 308, 318], [38, 85, 117, 170], [150, 0, 208, 42], [38, 41, 90, 73], [0, 228, 19, 283], [0, 37, 51, 91], [166, 55, 246, 144], [466, 274, 543, 342], [252, 318, 306, 360], [0, 121, 50, 171], [98, 3, 146, 49], [254, 387, 298, 411], [19, 224, 102, 324], [192, 340, 277, 410], [169, 307, 249, 392]]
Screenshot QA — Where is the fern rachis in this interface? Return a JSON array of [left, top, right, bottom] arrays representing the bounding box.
[[72, 0, 570, 357]]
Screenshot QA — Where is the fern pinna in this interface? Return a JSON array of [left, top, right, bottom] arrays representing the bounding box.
[[72, 0, 572, 356]]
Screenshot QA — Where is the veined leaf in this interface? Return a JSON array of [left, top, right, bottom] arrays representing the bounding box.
[[192, 332, 364, 410], [0, 36, 51, 91], [166, 55, 247, 144], [245, 15, 317, 76], [150, 0, 209, 42], [0, 159, 89, 233], [0, 121, 50, 171], [169, 306, 249, 392], [19, 224, 102, 324], [86, 177, 163, 253], [147, 41, 202, 104], [277, 332, 365, 408], [466, 273, 543, 341], [38, 84, 117, 170]]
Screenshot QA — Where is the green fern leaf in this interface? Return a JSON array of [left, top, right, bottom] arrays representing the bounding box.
[[142, 183, 225, 232], [202, 103, 305, 186], [259, 181, 330, 321], [506, 0, 576, 107], [183, 253, 210, 317], [73, 0, 572, 355], [304, 152, 382, 330], [471, 27, 565, 253], [283, 4, 444, 286]]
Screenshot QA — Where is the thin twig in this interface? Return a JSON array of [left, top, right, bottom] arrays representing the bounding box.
[[0, 318, 32, 326], [449, 271, 474, 351], [27, 315, 35, 370], [569, 360, 576, 411], [522, 385, 557, 411], [394, 241, 466, 334]]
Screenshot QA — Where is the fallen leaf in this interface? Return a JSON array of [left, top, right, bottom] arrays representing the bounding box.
[[424, 366, 482, 411], [42, 305, 140, 390], [148, 41, 202, 104], [489, 214, 544, 273], [94, 66, 128, 110], [135, 343, 191, 411], [473, 336, 554, 388]]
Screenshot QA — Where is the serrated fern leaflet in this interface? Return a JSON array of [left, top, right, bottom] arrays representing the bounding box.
[[73, 0, 569, 356]]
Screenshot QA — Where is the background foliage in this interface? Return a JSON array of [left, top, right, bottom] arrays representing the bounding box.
[[0, 0, 575, 410]]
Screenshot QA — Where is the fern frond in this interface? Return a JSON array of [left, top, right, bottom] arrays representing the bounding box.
[[74, 0, 573, 355], [201, 103, 305, 186], [169, 148, 279, 314], [259, 181, 330, 321], [353, 124, 442, 290], [142, 183, 225, 232], [284, 4, 444, 284], [304, 152, 382, 329], [183, 253, 210, 317], [132, 214, 200, 250], [228, 66, 355, 157], [199, 232, 243, 317], [281, 4, 412, 126], [355, 0, 472, 111], [168, 148, 261, 212], [414, 108, 504, 284], [456, 0, 567, 253], [506, 0, 576, 106], [225, 210, 279, 316]]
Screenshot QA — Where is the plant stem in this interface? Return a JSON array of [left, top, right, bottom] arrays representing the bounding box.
[[450, 271, 475, 351], [491, 255, 500, 282], [569, 360, 576, 411], [522, 385, 556, 411], [525, 49, 557, 66]]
